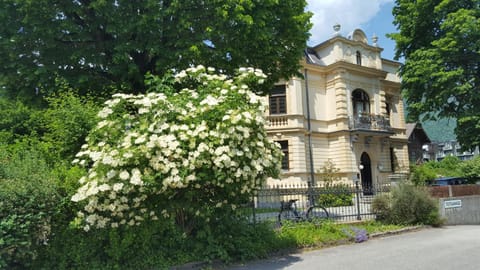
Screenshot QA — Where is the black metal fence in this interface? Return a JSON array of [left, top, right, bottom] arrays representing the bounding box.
[[249, 182, 391, 223]]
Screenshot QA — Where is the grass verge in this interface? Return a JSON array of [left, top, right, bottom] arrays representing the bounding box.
[[274, 220, 405, 249], [179, 220, 408, 269]]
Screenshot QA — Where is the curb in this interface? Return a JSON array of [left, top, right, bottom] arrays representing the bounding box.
[[369, 225, 426, 239]]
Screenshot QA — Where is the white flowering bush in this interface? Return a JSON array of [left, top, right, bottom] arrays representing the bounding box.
[[71, 66, 282, 231]]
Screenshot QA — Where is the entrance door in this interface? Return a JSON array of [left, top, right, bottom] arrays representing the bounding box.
[[360, 152, 373, 195]]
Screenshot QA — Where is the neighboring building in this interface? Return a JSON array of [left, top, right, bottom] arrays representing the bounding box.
[[421, 143, 437, 162], [406, 123, 431, 163], [418, 119, 479, 161], [265, 26, 409, 188], [432, 140, 479, 161]]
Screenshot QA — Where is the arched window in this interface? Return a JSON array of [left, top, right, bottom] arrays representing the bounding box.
[[356, 51, 362, 65], [352, 89, 369, 116]]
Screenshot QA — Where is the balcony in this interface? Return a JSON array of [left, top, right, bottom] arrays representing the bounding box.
[[266, 114, 392, 132], [267, 115, 289, 127], [351, 114, 392, 132], [443, 143, 453, 150], [266, 114, 307, 130]]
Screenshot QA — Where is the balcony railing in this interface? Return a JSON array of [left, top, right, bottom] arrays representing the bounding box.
[[443, 144, 453, 150], [267, 115, 288, 127], [266, 114, 392, 131], [352, 114, 392, 132]]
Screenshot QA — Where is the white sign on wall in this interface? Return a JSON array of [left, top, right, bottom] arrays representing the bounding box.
[[444, 200, 462, 209]]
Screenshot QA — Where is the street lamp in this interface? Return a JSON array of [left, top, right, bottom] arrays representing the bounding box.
[[356, 164, 364, 184]]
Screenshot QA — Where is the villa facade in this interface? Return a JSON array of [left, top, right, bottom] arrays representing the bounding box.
[[265, 27, 409, 188]]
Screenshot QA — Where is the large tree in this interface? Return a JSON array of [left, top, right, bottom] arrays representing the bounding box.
[[389, 0, 480, 148], [0, 0, 311, 100]]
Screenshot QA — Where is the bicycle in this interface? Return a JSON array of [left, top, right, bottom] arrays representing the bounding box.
[[277, 199, 329, 225]]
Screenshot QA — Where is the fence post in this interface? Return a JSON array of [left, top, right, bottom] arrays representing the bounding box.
[[355, 180, 361, 220]]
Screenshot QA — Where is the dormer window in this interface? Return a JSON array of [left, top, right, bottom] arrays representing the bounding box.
[[356, 51, 362, 65]]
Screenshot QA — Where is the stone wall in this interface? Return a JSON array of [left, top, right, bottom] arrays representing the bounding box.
[[438, 195, 480, 225]]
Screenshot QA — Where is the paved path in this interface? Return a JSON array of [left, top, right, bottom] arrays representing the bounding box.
[[227, 226, 480, 270]]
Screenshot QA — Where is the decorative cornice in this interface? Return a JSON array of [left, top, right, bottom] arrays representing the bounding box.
[[324, 61, 388, 78], [302, 60, 388, 80], [381, 58, 402, 67], [380, 79, 401, 88]]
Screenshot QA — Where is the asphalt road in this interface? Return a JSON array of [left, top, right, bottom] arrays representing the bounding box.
[[227, 226, 480, 270]]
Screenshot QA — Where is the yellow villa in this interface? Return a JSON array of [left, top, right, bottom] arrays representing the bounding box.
[[265, 27, 409, 189]]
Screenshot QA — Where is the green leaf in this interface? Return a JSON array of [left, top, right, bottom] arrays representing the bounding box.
[[391, 0, 480, 148]]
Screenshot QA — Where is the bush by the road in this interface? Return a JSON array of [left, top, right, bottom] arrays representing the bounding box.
[[372, 184, 443, 226]]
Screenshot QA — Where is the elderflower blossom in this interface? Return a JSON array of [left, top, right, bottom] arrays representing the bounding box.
[[98, 107, 113, 118], [71, 65, 283, 230], [199, 95, 219, 106], [119, 170, 130, 180]]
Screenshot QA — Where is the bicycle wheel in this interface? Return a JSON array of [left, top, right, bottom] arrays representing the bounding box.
[[278, 209, 297, 225], [306, 206, 329, 224]]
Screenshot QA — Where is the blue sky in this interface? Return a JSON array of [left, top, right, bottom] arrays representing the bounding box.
[[306, 0, 398, 61]]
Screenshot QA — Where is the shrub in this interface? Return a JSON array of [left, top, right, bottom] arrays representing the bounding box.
[[371, 193, 391, 222], [35, 219, 188, 270], [40, 91, 100, 164], [70, 66, 283, 234], [315, 160, 353, 207], [436, 156, 462, 175], [0, 140, 50, 182], [460, 156, 480, 184], [409, 164, 437, 186], [0, 146, 60, 269], [0, 88, 100, 168], [316, 185, 354, 207], [36, 217, 284, 269], [372, 183, 443, 226], [0, 136, 89, 269], [318, 159, 341, 185], [0, 99, 42, 144], [420, 156, 463, 180]]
